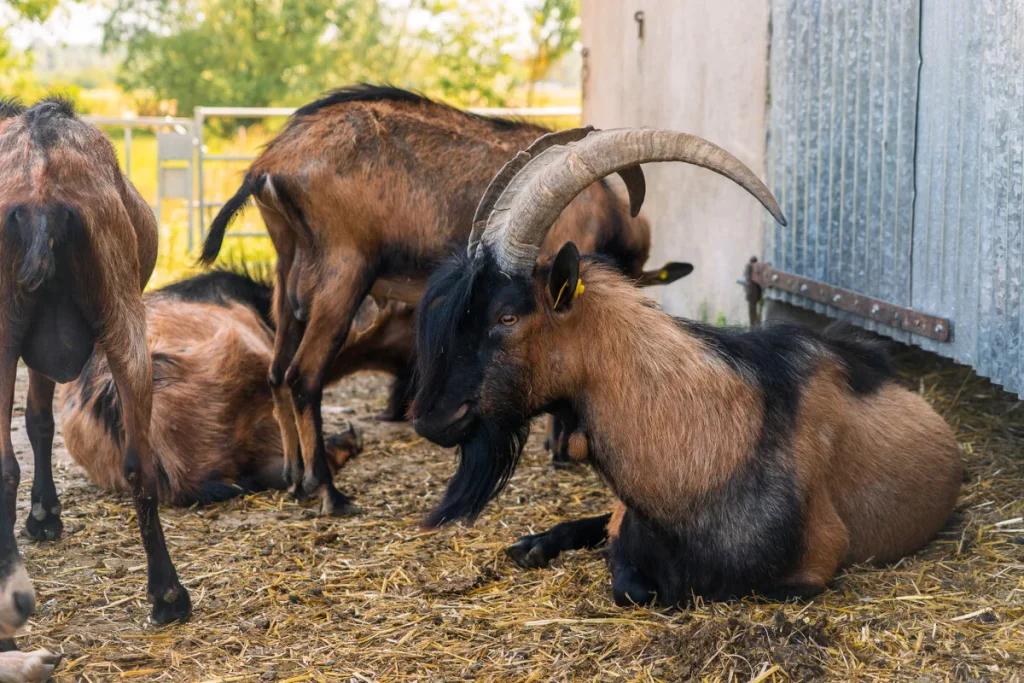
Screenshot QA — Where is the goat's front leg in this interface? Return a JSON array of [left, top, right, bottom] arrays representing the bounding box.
[[378, 371, 415, 422], [104, 310, 190, 624], [0, 354, 20, 534], [285, 266, 370, 517], [23, 371, 61, 541], [506, 513, 611, 569]]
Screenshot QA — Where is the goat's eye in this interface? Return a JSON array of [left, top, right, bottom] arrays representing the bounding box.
[[499, 313, 519, 326]]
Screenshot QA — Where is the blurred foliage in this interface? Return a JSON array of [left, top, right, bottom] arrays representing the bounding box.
[[4, 0, 62, 22], [103, 0, 528, 115], [525, 0, 578, 105], [0, 0, 82, 105]]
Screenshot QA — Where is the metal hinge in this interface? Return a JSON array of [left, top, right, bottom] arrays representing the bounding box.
[[742, 259, 952, 343]]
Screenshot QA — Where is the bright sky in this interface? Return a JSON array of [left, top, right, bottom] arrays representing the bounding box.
[[5, 0, 536, 51]]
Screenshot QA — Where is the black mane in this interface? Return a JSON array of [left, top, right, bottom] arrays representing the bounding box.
[[0, 97, 25, 120], [292, 83, 523, 131], [24, 96, 77, 148], [156, 268, 274, 329]]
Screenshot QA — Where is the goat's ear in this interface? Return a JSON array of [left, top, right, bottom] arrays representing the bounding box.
[[548, 241, 581, 312]]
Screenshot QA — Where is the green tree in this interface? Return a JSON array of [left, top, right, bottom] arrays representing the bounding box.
[[103, 0, 524, 115], [525, 0, 579, 105], [4, 0, 62, 22]]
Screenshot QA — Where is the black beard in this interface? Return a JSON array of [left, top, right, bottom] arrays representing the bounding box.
[[424, 420, 529, 527]]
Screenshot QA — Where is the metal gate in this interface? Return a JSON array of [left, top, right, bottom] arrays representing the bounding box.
[[764, 0, 1024, 395]]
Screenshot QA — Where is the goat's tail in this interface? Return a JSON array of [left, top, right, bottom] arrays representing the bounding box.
[[199, 173, 267, 266], [636, 261, 694, 287], [3, 205, 82, 293]]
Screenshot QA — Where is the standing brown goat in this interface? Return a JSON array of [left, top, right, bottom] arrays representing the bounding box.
[[58, 270, 362, 506], [0, 97, 189, 625], [200, 84, 690, 516]]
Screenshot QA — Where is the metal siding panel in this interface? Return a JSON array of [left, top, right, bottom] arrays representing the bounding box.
[[910, 0, 1024, 394], [766, 0, 918, 339]]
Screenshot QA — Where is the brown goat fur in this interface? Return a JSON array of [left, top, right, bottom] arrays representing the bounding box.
[[202, 85, 686, 515], [0, 97, 190, 625], [58, 273, 363, 507], [415, 250, 963, 606]]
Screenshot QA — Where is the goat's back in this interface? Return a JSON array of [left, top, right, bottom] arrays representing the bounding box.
[[59, 296, 279, 504]]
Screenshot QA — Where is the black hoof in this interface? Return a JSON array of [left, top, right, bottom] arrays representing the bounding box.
[[375, 408, 407, 423], [551, 458, 582, 471], [506, 535, 554, 569], [0, 638, 16, 652], [611, 567, 656, 607], [150, 583, 192, 625], [25, 507, 63, 542], [302, 468, 326, 496], [320, 487, 360, 518], [288, 481, 309, 501]]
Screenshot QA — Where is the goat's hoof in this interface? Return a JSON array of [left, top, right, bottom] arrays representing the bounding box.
[[150, 583, 192, 625], [506, 536, 553, 569], [611, 571, 656, 608], [24, 508, 62, 542], [0, 648, 62, 683], [302, 470, 326, 496], [320, 487, 360, 518], [375, 408, 406, 423], [551, 458, 582, 471]]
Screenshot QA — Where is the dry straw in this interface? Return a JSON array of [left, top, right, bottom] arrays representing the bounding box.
[[10, 347, 1023, 682]]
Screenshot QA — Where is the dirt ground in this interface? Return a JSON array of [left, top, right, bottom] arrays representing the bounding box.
[[7, 347, 1024, 682]]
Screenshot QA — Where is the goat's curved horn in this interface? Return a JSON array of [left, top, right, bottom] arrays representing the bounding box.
[[468, 126, 647, 256], [477, 127, 787, 274]]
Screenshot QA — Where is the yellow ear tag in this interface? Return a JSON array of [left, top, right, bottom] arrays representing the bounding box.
[[659, 269, 668, 281], [574, 279, 585, 298]]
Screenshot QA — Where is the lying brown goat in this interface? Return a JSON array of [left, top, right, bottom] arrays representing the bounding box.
[[412, 127, 963, 606], [200, 84, 690, 515], [58, 270, 362, 506], [0, 97, 189, 625]]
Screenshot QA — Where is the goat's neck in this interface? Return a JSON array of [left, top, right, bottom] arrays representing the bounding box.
[[565, 296, 760, 523]]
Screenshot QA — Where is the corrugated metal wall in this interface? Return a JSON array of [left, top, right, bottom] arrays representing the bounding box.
[[767, 0, 1024, 395]]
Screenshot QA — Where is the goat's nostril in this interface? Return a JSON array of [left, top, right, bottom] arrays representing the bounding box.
[[12, 591, 34, 622], [452, 403, 470, 421]]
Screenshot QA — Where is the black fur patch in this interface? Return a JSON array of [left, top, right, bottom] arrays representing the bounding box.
[[24, 96, 77, 149], [676, 319, 896, 398], [593, 179, 641, 276], [424, 420, 529, 527], [157, 270, 274, 328], [291, 83, 520, 130], [606, 455, 804, 606], [83, 357, 123, 448], [0, 97, 25, 120]]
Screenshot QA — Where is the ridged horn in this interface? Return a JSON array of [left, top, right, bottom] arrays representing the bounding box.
[[467, 126, 646, 256], [476, 127, 787, 274]]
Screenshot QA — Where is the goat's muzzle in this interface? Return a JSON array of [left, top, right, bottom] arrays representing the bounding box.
[[413, 401, 477, 448]]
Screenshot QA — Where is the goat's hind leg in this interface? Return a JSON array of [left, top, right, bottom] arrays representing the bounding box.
[[507, 513, 612, 569], [23, 371, 61, 541], [286, 267, 370, 517], [269, 282, 305, 499], [104, 311, 190, 624]]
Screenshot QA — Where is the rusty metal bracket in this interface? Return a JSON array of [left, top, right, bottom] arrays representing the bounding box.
[[749, 262, 952, 342]]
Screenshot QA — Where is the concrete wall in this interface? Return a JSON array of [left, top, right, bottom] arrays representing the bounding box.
[[580, 0, 770, 323]]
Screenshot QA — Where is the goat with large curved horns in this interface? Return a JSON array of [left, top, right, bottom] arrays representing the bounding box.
[[412, 127, 961, 606]]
